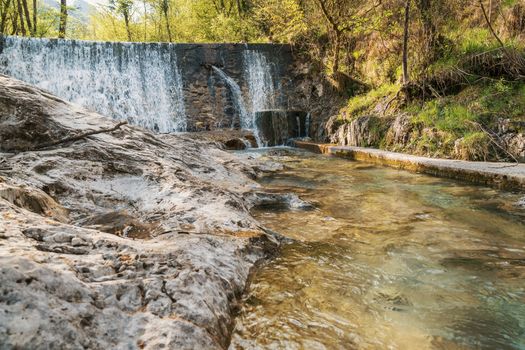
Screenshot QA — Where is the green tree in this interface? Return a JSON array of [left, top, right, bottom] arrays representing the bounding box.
[[109, 0, 134, 41]]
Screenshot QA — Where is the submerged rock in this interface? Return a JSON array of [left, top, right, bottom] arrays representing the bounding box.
[[248, 192, 316, 211], [0, 75, 282, 349]]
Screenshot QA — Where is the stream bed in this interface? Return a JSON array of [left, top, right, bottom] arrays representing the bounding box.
[[231, 149, 525, 350]]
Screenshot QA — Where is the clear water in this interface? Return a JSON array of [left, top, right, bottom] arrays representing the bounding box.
[[0, 36, 187, 132], [231, 149, 525, 350]]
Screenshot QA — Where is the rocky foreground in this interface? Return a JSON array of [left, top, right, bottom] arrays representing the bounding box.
[[0, 75, 287, 349]]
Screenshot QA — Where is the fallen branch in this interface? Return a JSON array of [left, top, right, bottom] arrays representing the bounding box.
[[478, 1, 525, 79], [34, 121, 128, 150]]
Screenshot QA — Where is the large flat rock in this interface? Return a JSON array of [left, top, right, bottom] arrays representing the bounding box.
[[0, 75, 282, 349]]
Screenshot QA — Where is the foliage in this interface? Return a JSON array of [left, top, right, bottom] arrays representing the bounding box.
[[406, 80, 522, 131], [3, 0, 524, 83], [253, 0, 307, 43]]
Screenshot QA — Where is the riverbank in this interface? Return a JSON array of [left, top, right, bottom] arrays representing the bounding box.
[[294, 141, 525, 191]]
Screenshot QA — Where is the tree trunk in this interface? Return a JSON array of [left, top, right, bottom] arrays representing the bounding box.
[[21, 0, 32, 35], [32, 0, 36, 35], [333, 30, 341, 74], [1, 0, 12, 33], [124, 12, 132, 41], [11, 11, 19, 35], [236, 0, 243, 16], [164, 11, 171, 41], [143, 0, 147, 41], [16, 0, 26, 36], [58, 0, 67, 38], [417, 0, 436, 64], [160, 0, 171, 42], [402, 0, 411, 84]]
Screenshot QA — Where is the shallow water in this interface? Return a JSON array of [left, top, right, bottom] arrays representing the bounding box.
[[231, 149, 525, 350]]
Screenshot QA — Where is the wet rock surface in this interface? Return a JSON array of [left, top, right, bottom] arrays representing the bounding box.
[[0, 75, 285, 349], [182, 130, 257, 150]]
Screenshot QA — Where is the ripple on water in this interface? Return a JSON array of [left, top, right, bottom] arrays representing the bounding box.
[[230, 150, 525, 350]]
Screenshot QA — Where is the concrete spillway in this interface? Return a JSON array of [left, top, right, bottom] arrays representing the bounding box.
[[0, 35, 294, 133]]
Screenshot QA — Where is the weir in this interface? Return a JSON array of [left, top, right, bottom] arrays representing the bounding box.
[[0, 35, 296, 134], [0, 36, 187, 132]]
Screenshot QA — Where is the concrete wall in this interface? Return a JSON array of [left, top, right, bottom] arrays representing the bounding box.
[[173, 43, 294, 130]]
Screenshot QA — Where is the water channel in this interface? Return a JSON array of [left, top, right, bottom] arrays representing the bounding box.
[[231, 149, 525, 350]]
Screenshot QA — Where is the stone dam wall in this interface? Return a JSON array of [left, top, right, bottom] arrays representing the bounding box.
[[0, 35, 296, 132]]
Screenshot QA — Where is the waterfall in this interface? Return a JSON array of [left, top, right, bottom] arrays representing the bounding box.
[[211, 65, 262, 147], [305, 112, 311, 137], [211, 66, 250, 129], [243, 50, 280, 147], [0, 36, 187, 133], [243, 50, 276, 114], [210, 52, 282, 147]]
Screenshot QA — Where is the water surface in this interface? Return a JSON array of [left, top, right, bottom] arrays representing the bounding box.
[[231, 149, 525, 350]]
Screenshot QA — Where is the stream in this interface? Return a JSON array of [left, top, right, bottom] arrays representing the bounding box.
[[231, 148, 525, 350]]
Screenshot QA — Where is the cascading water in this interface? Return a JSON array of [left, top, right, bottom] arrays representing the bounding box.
[[243, 50, 281, 146], [211, 65, 264, 146], [305, 112, 311, 137], [243, 50, 276, 114], [0, 36, 187, 132], [211, 66, 250, 129]]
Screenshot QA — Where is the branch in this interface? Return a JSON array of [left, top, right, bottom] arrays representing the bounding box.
[[34, 121, 128, 150], [315, 0, 339, 33], [468, 120, 519, 165], [316, 0, 382, 34], [478, 0, 505, 48]]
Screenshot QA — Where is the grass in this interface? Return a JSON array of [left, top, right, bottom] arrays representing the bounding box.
[[337, 79, 524, 159], [340, 83, 398, 121], [410, 80, 525, 134], [411, 101, 479, 136]]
